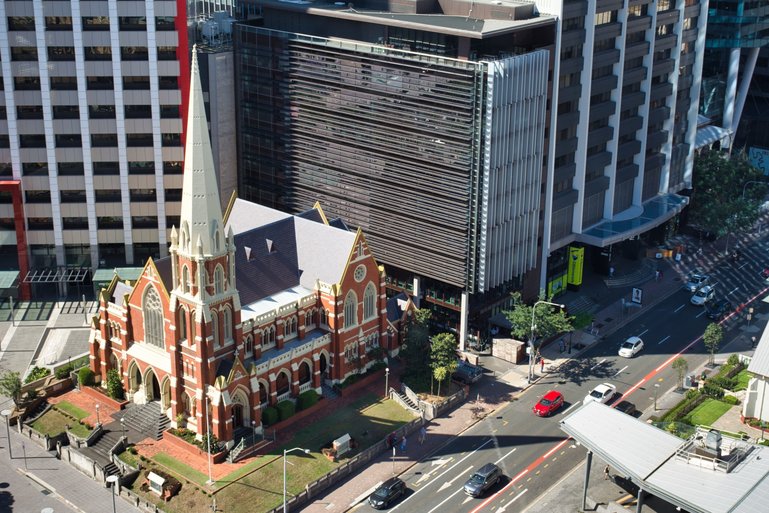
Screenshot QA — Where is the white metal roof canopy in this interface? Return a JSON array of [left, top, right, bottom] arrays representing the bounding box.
[[560, 401, 769, 513]]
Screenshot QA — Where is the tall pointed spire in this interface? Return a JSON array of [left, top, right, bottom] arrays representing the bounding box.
[[179, 47, 225, 258]]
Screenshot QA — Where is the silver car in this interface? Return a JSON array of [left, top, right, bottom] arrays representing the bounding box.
[[685, 272, 710, 293]]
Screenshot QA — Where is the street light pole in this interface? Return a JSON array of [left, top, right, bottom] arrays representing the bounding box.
[[251, 420, 256, 447], [528, 300, 565, 383], [1, 409, 12, 458], [106, 475, 119, 513], [283, 447, 310, 513], [95, 404, 100, 426], [654, 383, 660, 411], [385, 367, 390, 398]]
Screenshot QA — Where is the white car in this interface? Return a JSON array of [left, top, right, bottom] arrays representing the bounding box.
[[584, 383, 617, 405], [684, 272, 710, 293], [618, 336, 644, 358], [691, 285, 715, 306]]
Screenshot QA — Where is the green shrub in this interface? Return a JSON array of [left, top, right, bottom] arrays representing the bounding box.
[[55, 365, 73, 380], [702, 382, 725, 399], [727, 354, 740, 366], [277, 400, 295, 421], [339, 374, 362, 389], [25, 366, 51, 384], [106, 369, 124, 400], [722, 395, 740, 405], [200, 431, 222, 453], [297, 390, 319, 411], [708, 376, 736, 390], [572, 313, 593, 330], [78, 367, 95, 387], [685, 389, 700, 400], [262, 406, 279, 426]]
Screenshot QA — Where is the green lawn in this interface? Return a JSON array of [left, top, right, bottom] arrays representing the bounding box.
[[30, 408, 91, 438], [55, 401, 89, 420], [683, 398, 733, 427], [135, 394, 415, 513], [734, 369, 751, 392]]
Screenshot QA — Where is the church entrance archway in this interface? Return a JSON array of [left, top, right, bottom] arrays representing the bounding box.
[[145, 369, 160, 402], [319, 353, 328, 379]]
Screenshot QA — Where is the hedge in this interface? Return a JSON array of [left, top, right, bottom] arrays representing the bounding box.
[[262, 406, 279, 426], [78, 367, 95, 387], [722, 395, 740, 405], [277, 400, 295, 421], [661, 392, 707, 422], [25, 366, 51, 384], [297, 390, 319, 411]]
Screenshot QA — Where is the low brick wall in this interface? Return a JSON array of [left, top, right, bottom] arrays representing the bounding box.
[[80, 385, 129, 410], [163, 429, 228, 464]]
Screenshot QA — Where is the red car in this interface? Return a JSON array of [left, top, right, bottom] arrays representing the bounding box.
[[533, 390, 564, 417]]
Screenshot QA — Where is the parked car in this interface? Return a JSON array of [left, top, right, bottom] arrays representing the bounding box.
[[453, 360, 483, 384], [584, 383, 617, 405], [691, 285, 716, 306], [368, 477, 407, 509], [706, 299, 732, 320], [533, 390, 565, 417], [618, 336, 644, 358], [614, 400, 637, 416], [685, 272, 710, 293], [463, 463, 502, 497]]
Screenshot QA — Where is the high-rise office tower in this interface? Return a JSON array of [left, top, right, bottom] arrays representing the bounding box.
[[234, 0, 557, 346], [0, 0, 239, 299], [234, 0, 706, 343]]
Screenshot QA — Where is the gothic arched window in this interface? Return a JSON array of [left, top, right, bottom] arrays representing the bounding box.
[[182, 265, 190, 294], [143, 286, 164, 348], [223, 307, 232, 343], [344, 291, 357, 328], [244, 335, 253, 355], [363, 283, 377, 320], [211, 310, 220, 347], [178, 307, 188, 341], [214, 265, 224, 295]]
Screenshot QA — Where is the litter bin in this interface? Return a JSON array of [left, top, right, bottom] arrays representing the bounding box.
[[684, 374, 693, 388]]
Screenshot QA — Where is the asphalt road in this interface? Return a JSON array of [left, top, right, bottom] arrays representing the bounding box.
[[353, 237, 769, 513]]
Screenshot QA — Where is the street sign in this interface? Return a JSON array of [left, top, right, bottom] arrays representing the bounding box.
[[631, 287, 643, 305]]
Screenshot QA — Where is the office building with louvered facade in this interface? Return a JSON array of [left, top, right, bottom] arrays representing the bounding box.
[[234, 2, 557, 346]]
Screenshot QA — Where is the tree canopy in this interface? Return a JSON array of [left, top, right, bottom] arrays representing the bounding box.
[[0, 371, 22, 406], [430, 332, 458, 396], [504, 292, 573, 346], [703, 322, 723, 367], [401, 307, 432, 375], [689, 151, 766, 239]]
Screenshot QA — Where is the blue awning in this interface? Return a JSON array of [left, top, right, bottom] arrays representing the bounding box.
[[577, 193, 689, 247]]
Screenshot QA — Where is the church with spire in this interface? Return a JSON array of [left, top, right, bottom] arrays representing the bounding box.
[[89, 50, 405, 445]]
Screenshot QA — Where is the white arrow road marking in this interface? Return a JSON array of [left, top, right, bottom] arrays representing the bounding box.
[[658, 335, 671, 345], [674, 304, 685, 313], [613, 365, 628, 377], [591, 359, 606, 370], [496, 489, 529, 512], [729, 287, 740, 296], [494, 447, 517, 465], [391, 438, 494, 511]]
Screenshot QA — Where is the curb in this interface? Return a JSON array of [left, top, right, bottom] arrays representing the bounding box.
[[20, 468, 88, 513]]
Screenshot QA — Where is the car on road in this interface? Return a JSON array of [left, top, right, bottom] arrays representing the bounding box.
[[691, 285, 716, 306], [706, 299, 732, 320], [584, 383, 617, 405], [685, 272, 710, 293], [368, 477, 406, 509], [533, 390, 565, 417], [618, 336, 644, 358], [614, 400, 637, 416], [463, 463, 502, 497], [452, 360, 483, 384]]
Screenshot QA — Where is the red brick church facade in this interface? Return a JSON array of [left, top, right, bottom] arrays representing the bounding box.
[[89, 51, 402, 445]]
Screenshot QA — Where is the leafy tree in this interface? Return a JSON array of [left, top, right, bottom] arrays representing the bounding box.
[[689, 151, 766, 250], [24, 366, 51, 384], [106, 369, 124, 400], [504, 292, 573, 348], [429, 332, 458, 396], [672, 357, 689, 390], [703, 323, 723, 367], [0, 371, 22, 406]]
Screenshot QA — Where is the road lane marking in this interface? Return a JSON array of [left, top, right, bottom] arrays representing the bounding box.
[[560, 403, 579, 416], [657, 335, 670, 345], [444, 465, 474, 487], [391, 438, 494, 511], [674, 304, 685, 313], [729, 287, 739, 295], [739, 262, 749, 270], [638, 329, 649, 337], [590, 359, 606, 370], [494, 447, 517, 465], [696, 310, 706, 318], [497, 489, 528, 512], [426, 485, 467, 513], [613, 365, 628, 377]]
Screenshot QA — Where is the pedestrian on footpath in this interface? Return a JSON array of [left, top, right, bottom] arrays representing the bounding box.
[[609, 266, 615, 278], [752, 336, 758, 349], [540, 357, 545, 373], [604, 465, 611, 480], [400, 436, 407, 452], [559, 339, 565, 353], [419, 426, 426, 445], [655, 269, 661, 281]]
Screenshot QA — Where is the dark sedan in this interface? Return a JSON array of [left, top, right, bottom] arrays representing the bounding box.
[[368, 477, 406, 509], [706, 299, 731, 320]]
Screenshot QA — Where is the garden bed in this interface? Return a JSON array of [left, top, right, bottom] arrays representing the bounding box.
[[80, 384, 129, 410]]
